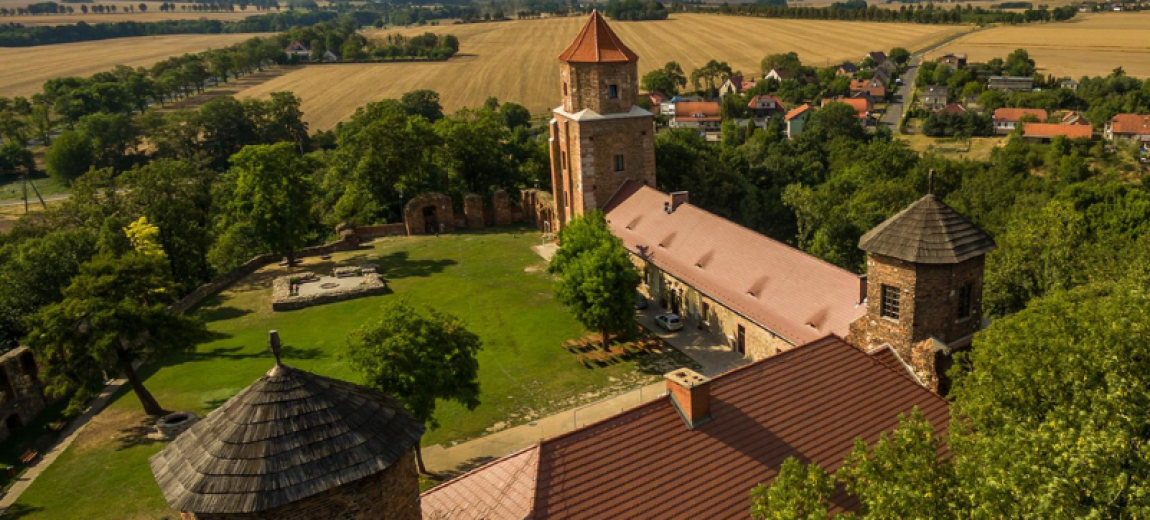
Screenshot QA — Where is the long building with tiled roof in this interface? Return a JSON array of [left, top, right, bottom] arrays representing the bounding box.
[[421, 335, 951, 519]]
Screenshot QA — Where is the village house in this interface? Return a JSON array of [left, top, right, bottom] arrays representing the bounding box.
[[641, 91, 667, 108], [836, 61, 859, 76], [763, 68, 793, 83], [420, 335, 951, 519], [993, 107, 1048, 134], [659, 94, 701, 118], [1062, 111, 1089, 125], [824, 96, 872, 125], [936, 103, 967, 116], [1060, 78, 1080, 91], [718, 75, 757, 97], [921, 85, 949, 112], [785, 103, 812, 139], [1022, 123, 1094, 142], [850, 78, 886, 99], [1105, 113, 1150, 144], [670, 101, 723, 135], [746, 94, 786, 127], [937, 52, 967, 70], [284, 40, 310, 60], [868, 50, 897, 74], [988, 76, 1035, 92]]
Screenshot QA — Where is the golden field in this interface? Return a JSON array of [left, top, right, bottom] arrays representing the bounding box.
[[0, 33, 260, 97], [237, 14, 968, 131], [0, 10, 255, 26], [927, 13, 1150, 78]]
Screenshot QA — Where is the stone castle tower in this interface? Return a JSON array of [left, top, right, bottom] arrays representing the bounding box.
[[550, 11, 656, 229], [847, 194, 997, 393]]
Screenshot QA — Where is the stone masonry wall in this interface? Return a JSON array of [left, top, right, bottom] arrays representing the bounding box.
[[554, 113, 656, 222], [0, 347, 46, 443], [186, 449, 421, 520], [560, 61, 638, 115], [463, 193, 485, 229], [635, 256, 793, 362], [404, 193, 455, 236], [492, 190, 513, 226]]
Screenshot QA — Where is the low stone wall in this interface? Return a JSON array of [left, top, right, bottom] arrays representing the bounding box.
[[271, 272, 389, 312], [354, 224, 407, 239]]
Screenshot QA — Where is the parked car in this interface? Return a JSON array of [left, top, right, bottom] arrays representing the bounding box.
[[635, 294, 649, 310], [655, 314, 683, 332]]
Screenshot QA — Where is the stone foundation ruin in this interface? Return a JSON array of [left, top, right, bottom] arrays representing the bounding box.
[[272, 268, 388, 311]]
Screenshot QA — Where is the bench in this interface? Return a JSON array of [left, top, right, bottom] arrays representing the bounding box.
[[19, 449, 37, 465]]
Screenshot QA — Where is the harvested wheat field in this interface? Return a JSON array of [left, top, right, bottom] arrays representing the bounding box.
[[237, 14, 967, 131], [928, 13, 1150, 78], [0, 33, 260, 97]]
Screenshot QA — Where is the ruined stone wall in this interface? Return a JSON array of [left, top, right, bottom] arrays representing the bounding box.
[[463, 194, 485, 229], [519, 189, 555, 232], [403, 193, 455, 236], [185, 449, 421, 520], [492, 190, 513, 226], [0, 347, 46, 443], [635, 256, 793, 362]]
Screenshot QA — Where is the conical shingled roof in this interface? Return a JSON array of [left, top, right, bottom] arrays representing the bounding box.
[[558, 10, 638, 63], [859, 194, 996, 264], [149, 363, 425, 515]]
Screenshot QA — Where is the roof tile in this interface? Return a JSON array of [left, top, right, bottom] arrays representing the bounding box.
[[858, 194, 996, 264], [557, 11, 638, 64]]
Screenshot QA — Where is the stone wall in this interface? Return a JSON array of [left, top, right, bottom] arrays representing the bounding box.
[[185, 449, 421, 520], [636, 256, 793, 362], [463, 193, 484, 229], [492, 190, 513, 226], [0, 347, 46, 443], [404, 193, 454, 236], [560, 61, 638, 115], [519, 189, 555, 232]]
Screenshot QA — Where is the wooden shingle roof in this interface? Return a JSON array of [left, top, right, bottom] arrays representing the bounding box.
[[859, 194, 995, 264], [557, 10, 638, 63], [150, 362, 425, 514]]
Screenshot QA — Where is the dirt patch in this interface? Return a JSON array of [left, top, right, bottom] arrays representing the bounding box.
[[68, 407, 150, 455]]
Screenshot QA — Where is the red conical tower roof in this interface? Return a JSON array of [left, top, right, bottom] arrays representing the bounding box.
[[558, 10, 638, 63]]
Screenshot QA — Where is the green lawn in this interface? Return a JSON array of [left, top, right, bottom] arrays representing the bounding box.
[[0, 174, 69, 202], [11, 226, 660, 519]]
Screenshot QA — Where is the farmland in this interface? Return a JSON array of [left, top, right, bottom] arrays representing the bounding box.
[[0, 33, 260, 97], [237, 14, 968, 131], [927, 12, 1150, 78]]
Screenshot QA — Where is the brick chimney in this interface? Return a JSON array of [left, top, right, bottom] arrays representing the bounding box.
[[665, 368, 711, 429], [669, 191, 689, 213]]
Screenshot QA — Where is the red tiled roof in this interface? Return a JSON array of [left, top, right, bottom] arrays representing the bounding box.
[[824, 97, 871, 118], [1109, 113, 1150, 135], [993, 107, 1047, 123], [674, 101, 722, 122], [747, 95, 785, 111], [936, 103, 967, 116], [1023, 123, 1093, 139], [603, 181, 864, 344], [557, 10, 638, 64], [785, 103, 812, 121], [868, 344, 918, 383], [643, 91, 668, 104], [421, 336, 951, 519], [421, 446, 539, 520]]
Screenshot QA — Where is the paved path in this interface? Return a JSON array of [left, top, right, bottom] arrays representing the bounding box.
[[0, 378, 126, 513], [423, 303, 747, 476], [881, 55, 921, 130]]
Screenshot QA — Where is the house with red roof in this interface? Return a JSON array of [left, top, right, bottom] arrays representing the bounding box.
[[1022, 123, 1094, 142], [823, 97, 872, 125], [850, 79, 886, 99], [746, 94, 786, 126], [421, 335, 951, 520], [670, 101, 722, 135], [993, 107, 1047, 134], [936, 103, 967, 116], [785, 103, 812, 138], [284, 40, 310, 60], [1105, 113, 1150, 143]]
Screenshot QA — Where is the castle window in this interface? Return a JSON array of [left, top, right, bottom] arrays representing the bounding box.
[[608, 84, 619, 99], [957, 283, 973, 320], [562, 151, 568, 170], [880, 284, 901, 320], [564, 82, 568, 96], [614, 154, 625, 172]]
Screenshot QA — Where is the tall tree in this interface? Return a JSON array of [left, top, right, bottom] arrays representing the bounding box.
[[222, 142, 317, 265], [552, 216, 641, 349], [24, 219, 205, 416], [45, 130, 94, 184], [345, 299, 482, 474], [400, 89, 444, 122]]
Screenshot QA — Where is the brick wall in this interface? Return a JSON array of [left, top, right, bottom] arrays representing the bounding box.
[[553, 112, 656, 224], [560, 61, 637, 115], [404, 193, 455, 236], [463, 194, 485, 229], [186, 449, 421, 520]]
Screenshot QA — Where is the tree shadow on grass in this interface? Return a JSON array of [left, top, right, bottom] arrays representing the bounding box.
[[196, 305, 253, 323], [113, 422, 163, 452], [2, 503, 44, 518], [374, 251, 457, 280]]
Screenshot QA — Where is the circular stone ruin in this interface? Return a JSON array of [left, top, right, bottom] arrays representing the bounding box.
[[156, 411, 199, 440]]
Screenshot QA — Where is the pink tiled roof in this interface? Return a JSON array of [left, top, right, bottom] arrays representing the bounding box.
[[421, 446, 539, 520], [602, 181, 865, 344]]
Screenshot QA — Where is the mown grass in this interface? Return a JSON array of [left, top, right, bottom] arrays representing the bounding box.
[[11, 226, 655, 519]]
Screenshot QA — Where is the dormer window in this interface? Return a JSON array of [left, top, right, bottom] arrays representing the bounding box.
[[608, 84, 619, 99]]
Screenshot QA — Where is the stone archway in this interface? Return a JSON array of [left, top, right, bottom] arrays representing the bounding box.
[[403, 193, 455, 236]]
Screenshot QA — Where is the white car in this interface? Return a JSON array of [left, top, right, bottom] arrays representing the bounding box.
[[655, 314, 684, 332]]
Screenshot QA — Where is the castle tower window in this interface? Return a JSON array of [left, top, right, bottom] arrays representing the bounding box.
[[880, 284, 900, 320], [957, 283, 973, 320], [614, 155, 625, 172], [608, 84, 619, 99], [564, 82, 568, 96]]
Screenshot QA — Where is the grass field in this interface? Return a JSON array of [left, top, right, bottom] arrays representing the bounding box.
[[0, 33, 259, 98], [237, 14, 968, 131], [927, 12, 1150, 78], [11, 227, 665, 519]]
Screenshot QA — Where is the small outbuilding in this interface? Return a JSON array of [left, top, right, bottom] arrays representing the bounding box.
[[150, 333, 426, 520]]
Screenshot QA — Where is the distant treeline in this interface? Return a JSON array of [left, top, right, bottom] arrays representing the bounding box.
[[2, 0, 287, 16], [0, 9, 336, 46], [691, 1, 1077, 24], [602, 0, 669, 20]]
